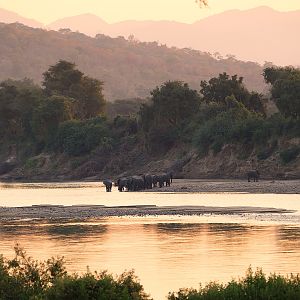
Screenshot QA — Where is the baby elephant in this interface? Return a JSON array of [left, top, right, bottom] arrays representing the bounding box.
[[103, 179, 113, 192], [247, 170, 260, 182]]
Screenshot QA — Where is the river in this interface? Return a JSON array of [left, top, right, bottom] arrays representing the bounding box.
[[0, 182, 300, 299]]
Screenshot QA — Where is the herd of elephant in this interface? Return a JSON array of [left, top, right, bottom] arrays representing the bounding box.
[[103, 172, 173, 192], [102, 170, 260, 192]]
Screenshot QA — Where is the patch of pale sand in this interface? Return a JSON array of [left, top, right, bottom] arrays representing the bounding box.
[[149, 179, 300, 194], [0, 204, 295, 221]]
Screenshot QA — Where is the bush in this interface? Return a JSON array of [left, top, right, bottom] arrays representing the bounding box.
[[168, 267, 300, 300], [193, 107, 299, 156], [280, 147, 300, 164], [257, 140, 277, 160], [55, 117, 112, 156], [147, 125, 178, 154], [0, 245, 150, 300]]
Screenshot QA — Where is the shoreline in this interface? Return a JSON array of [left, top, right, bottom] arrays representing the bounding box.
[[0, 204, 296, 221], [149, 179, 300, 194], [1, 179, 300, 194]]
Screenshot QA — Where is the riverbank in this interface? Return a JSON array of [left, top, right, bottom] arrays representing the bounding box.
[[1, 179, 300, 194], [0, 204, 295, 221], [150, 179, 300, 194]]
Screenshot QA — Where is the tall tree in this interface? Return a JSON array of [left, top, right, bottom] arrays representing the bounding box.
[[264, 67, 300, 118], [141, 81, 200, 129], [42, 60, 105, 119], [200, 73, 266, 115], [0, 79, 43, 140]]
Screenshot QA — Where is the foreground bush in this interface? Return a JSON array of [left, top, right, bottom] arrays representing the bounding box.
[[0, 245, 151, 300], [168, 267, 300, 300], [2, 247, 300, 300]]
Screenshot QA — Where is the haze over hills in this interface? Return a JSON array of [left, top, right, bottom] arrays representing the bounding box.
[[48, 6, 300, 66], [0, 22, 265, 100], [0, 6, 299, 65], [0, 8, 42, 28]]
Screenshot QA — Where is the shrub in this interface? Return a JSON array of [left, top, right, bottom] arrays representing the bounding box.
[[55, 117, 112, 156], [0, 245, 150, 300], [257, 140, 277, 160], [168, 267, 300, 300], [280, 147, 300, 164]]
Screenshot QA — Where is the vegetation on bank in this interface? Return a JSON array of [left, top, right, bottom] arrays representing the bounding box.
[[1, 247, 300, 300], [168, 267, 300, 300], [0, 61, 299, 175], [0, 245, 151, 300]]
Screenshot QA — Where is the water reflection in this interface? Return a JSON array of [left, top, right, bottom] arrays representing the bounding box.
[[1, 218, 300, 299]]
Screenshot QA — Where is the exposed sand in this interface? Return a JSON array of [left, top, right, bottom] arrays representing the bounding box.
[[149, 179, 300, 194], [0, 179, 298, 221], [0, 204, 295, 221]]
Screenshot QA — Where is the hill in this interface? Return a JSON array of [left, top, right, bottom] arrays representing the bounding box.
[[0, 8, 42, 28], [48, 6, 300, 66], [0, 22, 265, 100]]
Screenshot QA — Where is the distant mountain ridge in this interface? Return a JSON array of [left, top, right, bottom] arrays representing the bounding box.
[[0, 8, 42, 28], [0, 23, 265, 100], [0, 6, 299, 65], [47, 6, 300, 66]]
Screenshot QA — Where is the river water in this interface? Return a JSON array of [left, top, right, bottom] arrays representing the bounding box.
[[0, 182, 300, 299]]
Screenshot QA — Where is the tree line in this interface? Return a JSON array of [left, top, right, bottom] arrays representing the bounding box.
[[0, 61, 299, 165]]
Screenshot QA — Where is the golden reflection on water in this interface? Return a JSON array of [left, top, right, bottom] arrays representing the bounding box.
[[1, 218, 300, 299]]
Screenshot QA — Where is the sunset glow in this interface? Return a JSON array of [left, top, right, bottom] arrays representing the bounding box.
[[0, 0, 299, 23]]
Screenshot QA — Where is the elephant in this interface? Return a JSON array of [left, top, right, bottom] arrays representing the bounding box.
[[166, 171, 173, 185], [128, 176, 145, 191], [116, 177, 130, 192], [152, 175, 159, 187], [152, 172, 173, 188], [103, 179, 113, 192], [143, 174, 153, 189], [247, 170, 260, 182]]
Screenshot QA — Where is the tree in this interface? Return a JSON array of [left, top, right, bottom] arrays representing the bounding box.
[[43, 60, 106, 119], [264, 67, 300, 119], [0, 79, 43, 140], [200, 73, 266, 115], [43, 60, 83, 96], [31, 95, 75, 147], [140, 81, 200, 129], [139, 81, 200, 152]]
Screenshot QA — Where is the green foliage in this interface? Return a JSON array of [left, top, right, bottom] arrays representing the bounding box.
[[193, 107, 299, 156], [43, 60, 106, 119], [113, 115, 138, 137], [0, 79, 43, 141], [139, 81, 200, 152], [193, 107, 254, 155], [46, 271, 150, 300], [200, 73, 266, 115], [0, 62, 108, 157], [0, 245, 150, 300], [280, 147, 300, 164], [257, 140, 278, 160], [0, 243, 66, 299], [147, 125, 178, 153], [106, 98, 146, 119], [264, 67, 300, 118], [55, 117, 111, 156], [168, 267, 300, 300], [31, 95, 76, 147]]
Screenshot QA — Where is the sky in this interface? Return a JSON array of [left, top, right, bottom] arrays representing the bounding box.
[[0, 0, 300, 24]]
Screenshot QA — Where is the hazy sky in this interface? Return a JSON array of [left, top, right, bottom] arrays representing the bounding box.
[[0, 0, 300, 23]]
